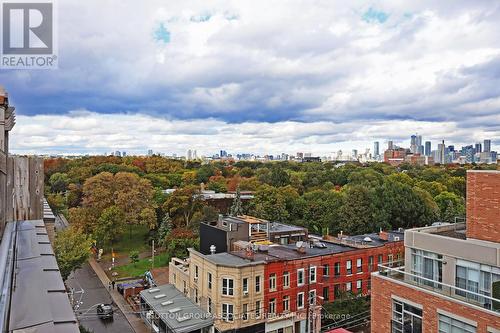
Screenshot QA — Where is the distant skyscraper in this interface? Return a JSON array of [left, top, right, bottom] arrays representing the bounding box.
[[410, 135, 417, 153], [484, 139, 491, 153], [187, 149, 193, 160], [147, 149, 153, 156], [374, 141, 380, 158], [352, 149, 358, 159], [388, 141, 394, 150], [425, 141, 431, 156], [438, 140, 446, 164], [475, 143, 482, 153]]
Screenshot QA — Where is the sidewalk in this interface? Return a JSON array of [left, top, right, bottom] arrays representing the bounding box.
[[88, 258, 150, 333]]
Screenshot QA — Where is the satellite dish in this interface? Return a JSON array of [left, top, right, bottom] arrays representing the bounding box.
[[363, 237, 372, 242], [296, 241, 304, 248]]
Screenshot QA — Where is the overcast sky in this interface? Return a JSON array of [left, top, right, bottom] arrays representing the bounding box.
[[4, 0, 500, 156]]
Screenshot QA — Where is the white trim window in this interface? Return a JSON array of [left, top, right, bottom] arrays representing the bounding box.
[[346, 282, 351, 292], [392, 299, 422, 333], [439, 314, 476, 333], [455, 259, 500, 309], [297, 268, 305, 286], [222, 278, 234, 296], [297, 292, 305, 309], [308, 289, 316, 305], [269, 273, 277, 291], [283, 295, 290, 312], [222, 303, 234, 322], [283, 271, 290, 288], [356, 279, 362, 291], [242, 277, 248, 295], [346, 260, 352, 275], [255, 300, 261, 317], [309, 266, 317, 283], [242, 303, 248, 321], [356, 258, 363, 273], [255, 275, 261, 293], [269, 298, 276, 315], [208, 272, 212, 290]]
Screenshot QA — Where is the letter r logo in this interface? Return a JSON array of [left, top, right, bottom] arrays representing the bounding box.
[[2, 2, 53, 54]]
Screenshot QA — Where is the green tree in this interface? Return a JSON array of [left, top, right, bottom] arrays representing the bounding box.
[[129, 250, 140, 266], [49, 172, 70, 193], [230, 187, 244, 216], [268, 166, 291, 187], [251, 185, 289, 223], [54, 226, 92, 281], [157, 214, 173, 247], [163, 186, 203, 228], [95, 205, 126, 247], [303, 190, 343, 235], [434, 191, 465, 222]]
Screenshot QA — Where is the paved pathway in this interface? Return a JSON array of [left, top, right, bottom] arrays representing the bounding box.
[[88, 258, 150, 333]]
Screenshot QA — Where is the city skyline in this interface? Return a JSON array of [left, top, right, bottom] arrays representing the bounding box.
[[3, 0, 500, 155]]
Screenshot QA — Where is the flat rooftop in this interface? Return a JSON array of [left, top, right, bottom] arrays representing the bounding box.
[[140, 284, 213, 333]]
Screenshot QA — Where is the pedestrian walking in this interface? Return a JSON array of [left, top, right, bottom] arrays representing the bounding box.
[[112, 280, 116, 290]]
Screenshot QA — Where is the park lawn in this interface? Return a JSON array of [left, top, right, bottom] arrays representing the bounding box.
[[112, 224, 150, 254], [114, 252, 170, 278]]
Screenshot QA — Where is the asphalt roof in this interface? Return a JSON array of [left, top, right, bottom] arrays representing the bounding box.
[[140, 284, 213, 333], [7, 220, 79, 333], [191, 250, 265, 267], [269, 222, 307, 234]]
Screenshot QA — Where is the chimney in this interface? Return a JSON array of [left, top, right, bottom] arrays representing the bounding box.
[[379, 231, 389, 241]]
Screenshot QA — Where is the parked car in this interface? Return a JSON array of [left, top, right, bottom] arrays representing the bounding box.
[[97, 304, 114, 320]]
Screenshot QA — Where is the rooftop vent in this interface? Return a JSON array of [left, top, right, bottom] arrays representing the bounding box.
[[177, 315, 190, 323], [161, 300, 174, 306], [154, 294, 166, 299], [258, 245, 269, 252], [169, 307, 182, 314], [148, 288, 160, 293], [363, 237, 372, 242]]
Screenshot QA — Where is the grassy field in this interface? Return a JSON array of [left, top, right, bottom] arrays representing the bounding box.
[[114, 252, 170, 278], [107, 224, 151, 255]]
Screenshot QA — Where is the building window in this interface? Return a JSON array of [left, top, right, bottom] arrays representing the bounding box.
[[324, 264, 330, 277], [356, 280, 362, 292], [183, 281, 187, 295], [309, 289, 316, 305], [356, 258, 363, 273], [243, 277, 249, 295], [334, 262, 341, 276], [194, 288, 199, 303], [378, 254, 383, 267], [323, 287, 329, 301], [208, 297, 212, 313], [269, 298, 276, 315], [455, 259, 500, 310], [346, 260, 352, 275], [283, 271, 290, 288], [222, 303, 234, 322], [310, 266, 317, 283], [255, 301, 261, 317], [270, 273, 277, 291], [368, 256, 374, 271], [222, 278, 234, 296], [297, 268, 305, 286], [391, 299, 422, 333], [334, 284, 341, 298], [208, 272, 212, 290], [195, 265, 199, 279], [438, 314, 476, 333], [297, 292, 305, 309], [388, 254, 394, 267], [242, 303, 248, 321], [255, 276, 261, 293], [411, 249, 443, 289], [283, 295, 290, 312], [346, 282, 351, 292]]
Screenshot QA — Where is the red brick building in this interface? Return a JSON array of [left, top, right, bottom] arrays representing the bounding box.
[[370, 170, 500, 333], [230, 231, 405, 333]]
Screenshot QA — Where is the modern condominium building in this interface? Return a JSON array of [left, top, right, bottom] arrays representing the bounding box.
[[370, 170, 500, 333]]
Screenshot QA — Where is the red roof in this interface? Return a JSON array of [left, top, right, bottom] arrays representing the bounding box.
[[326, 329, 353, 333]]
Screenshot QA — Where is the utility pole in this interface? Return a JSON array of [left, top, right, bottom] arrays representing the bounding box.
[[152, 240, 155, 270]]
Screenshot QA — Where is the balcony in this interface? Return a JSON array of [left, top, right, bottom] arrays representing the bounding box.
[[377, 264, 500, 315]]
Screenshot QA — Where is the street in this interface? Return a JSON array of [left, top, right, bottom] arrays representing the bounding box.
[[67, 263, 135, 333]]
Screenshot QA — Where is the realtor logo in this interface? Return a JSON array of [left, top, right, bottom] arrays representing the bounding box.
[[1, 1, 57, 69]]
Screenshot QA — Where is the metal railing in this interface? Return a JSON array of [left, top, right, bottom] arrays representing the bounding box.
[[377, 264, 500, 314], [0, 222, 16, 333]]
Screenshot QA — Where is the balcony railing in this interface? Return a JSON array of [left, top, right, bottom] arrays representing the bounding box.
[[377, 264, 500, 314]]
